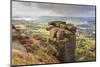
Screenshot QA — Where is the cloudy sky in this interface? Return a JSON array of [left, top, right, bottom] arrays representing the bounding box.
[[12, 1, 95, 18]]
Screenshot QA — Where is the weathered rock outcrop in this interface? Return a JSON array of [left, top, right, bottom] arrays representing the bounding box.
[[46, 21, 76, 62]]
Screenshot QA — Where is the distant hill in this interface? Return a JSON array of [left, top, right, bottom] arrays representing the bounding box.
[[12, 16, 95, 23]]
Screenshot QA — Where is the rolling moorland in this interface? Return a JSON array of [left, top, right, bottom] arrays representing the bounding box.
[[12, 16, 96, 65]]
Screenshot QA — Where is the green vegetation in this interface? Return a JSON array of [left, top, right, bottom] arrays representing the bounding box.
[[32, 29, 50, 40], [75, 34, 96, 61]]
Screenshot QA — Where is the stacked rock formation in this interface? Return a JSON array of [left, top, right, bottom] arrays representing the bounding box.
[[12, 24, 34, 53], [46, 21, 76, 62]]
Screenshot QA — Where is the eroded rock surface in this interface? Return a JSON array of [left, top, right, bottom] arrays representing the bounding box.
[[46, 21, 76, 62]]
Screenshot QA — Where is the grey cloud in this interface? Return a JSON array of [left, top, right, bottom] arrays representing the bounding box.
[[36, 3, 95, 17], [12, 1, 95, 17]]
